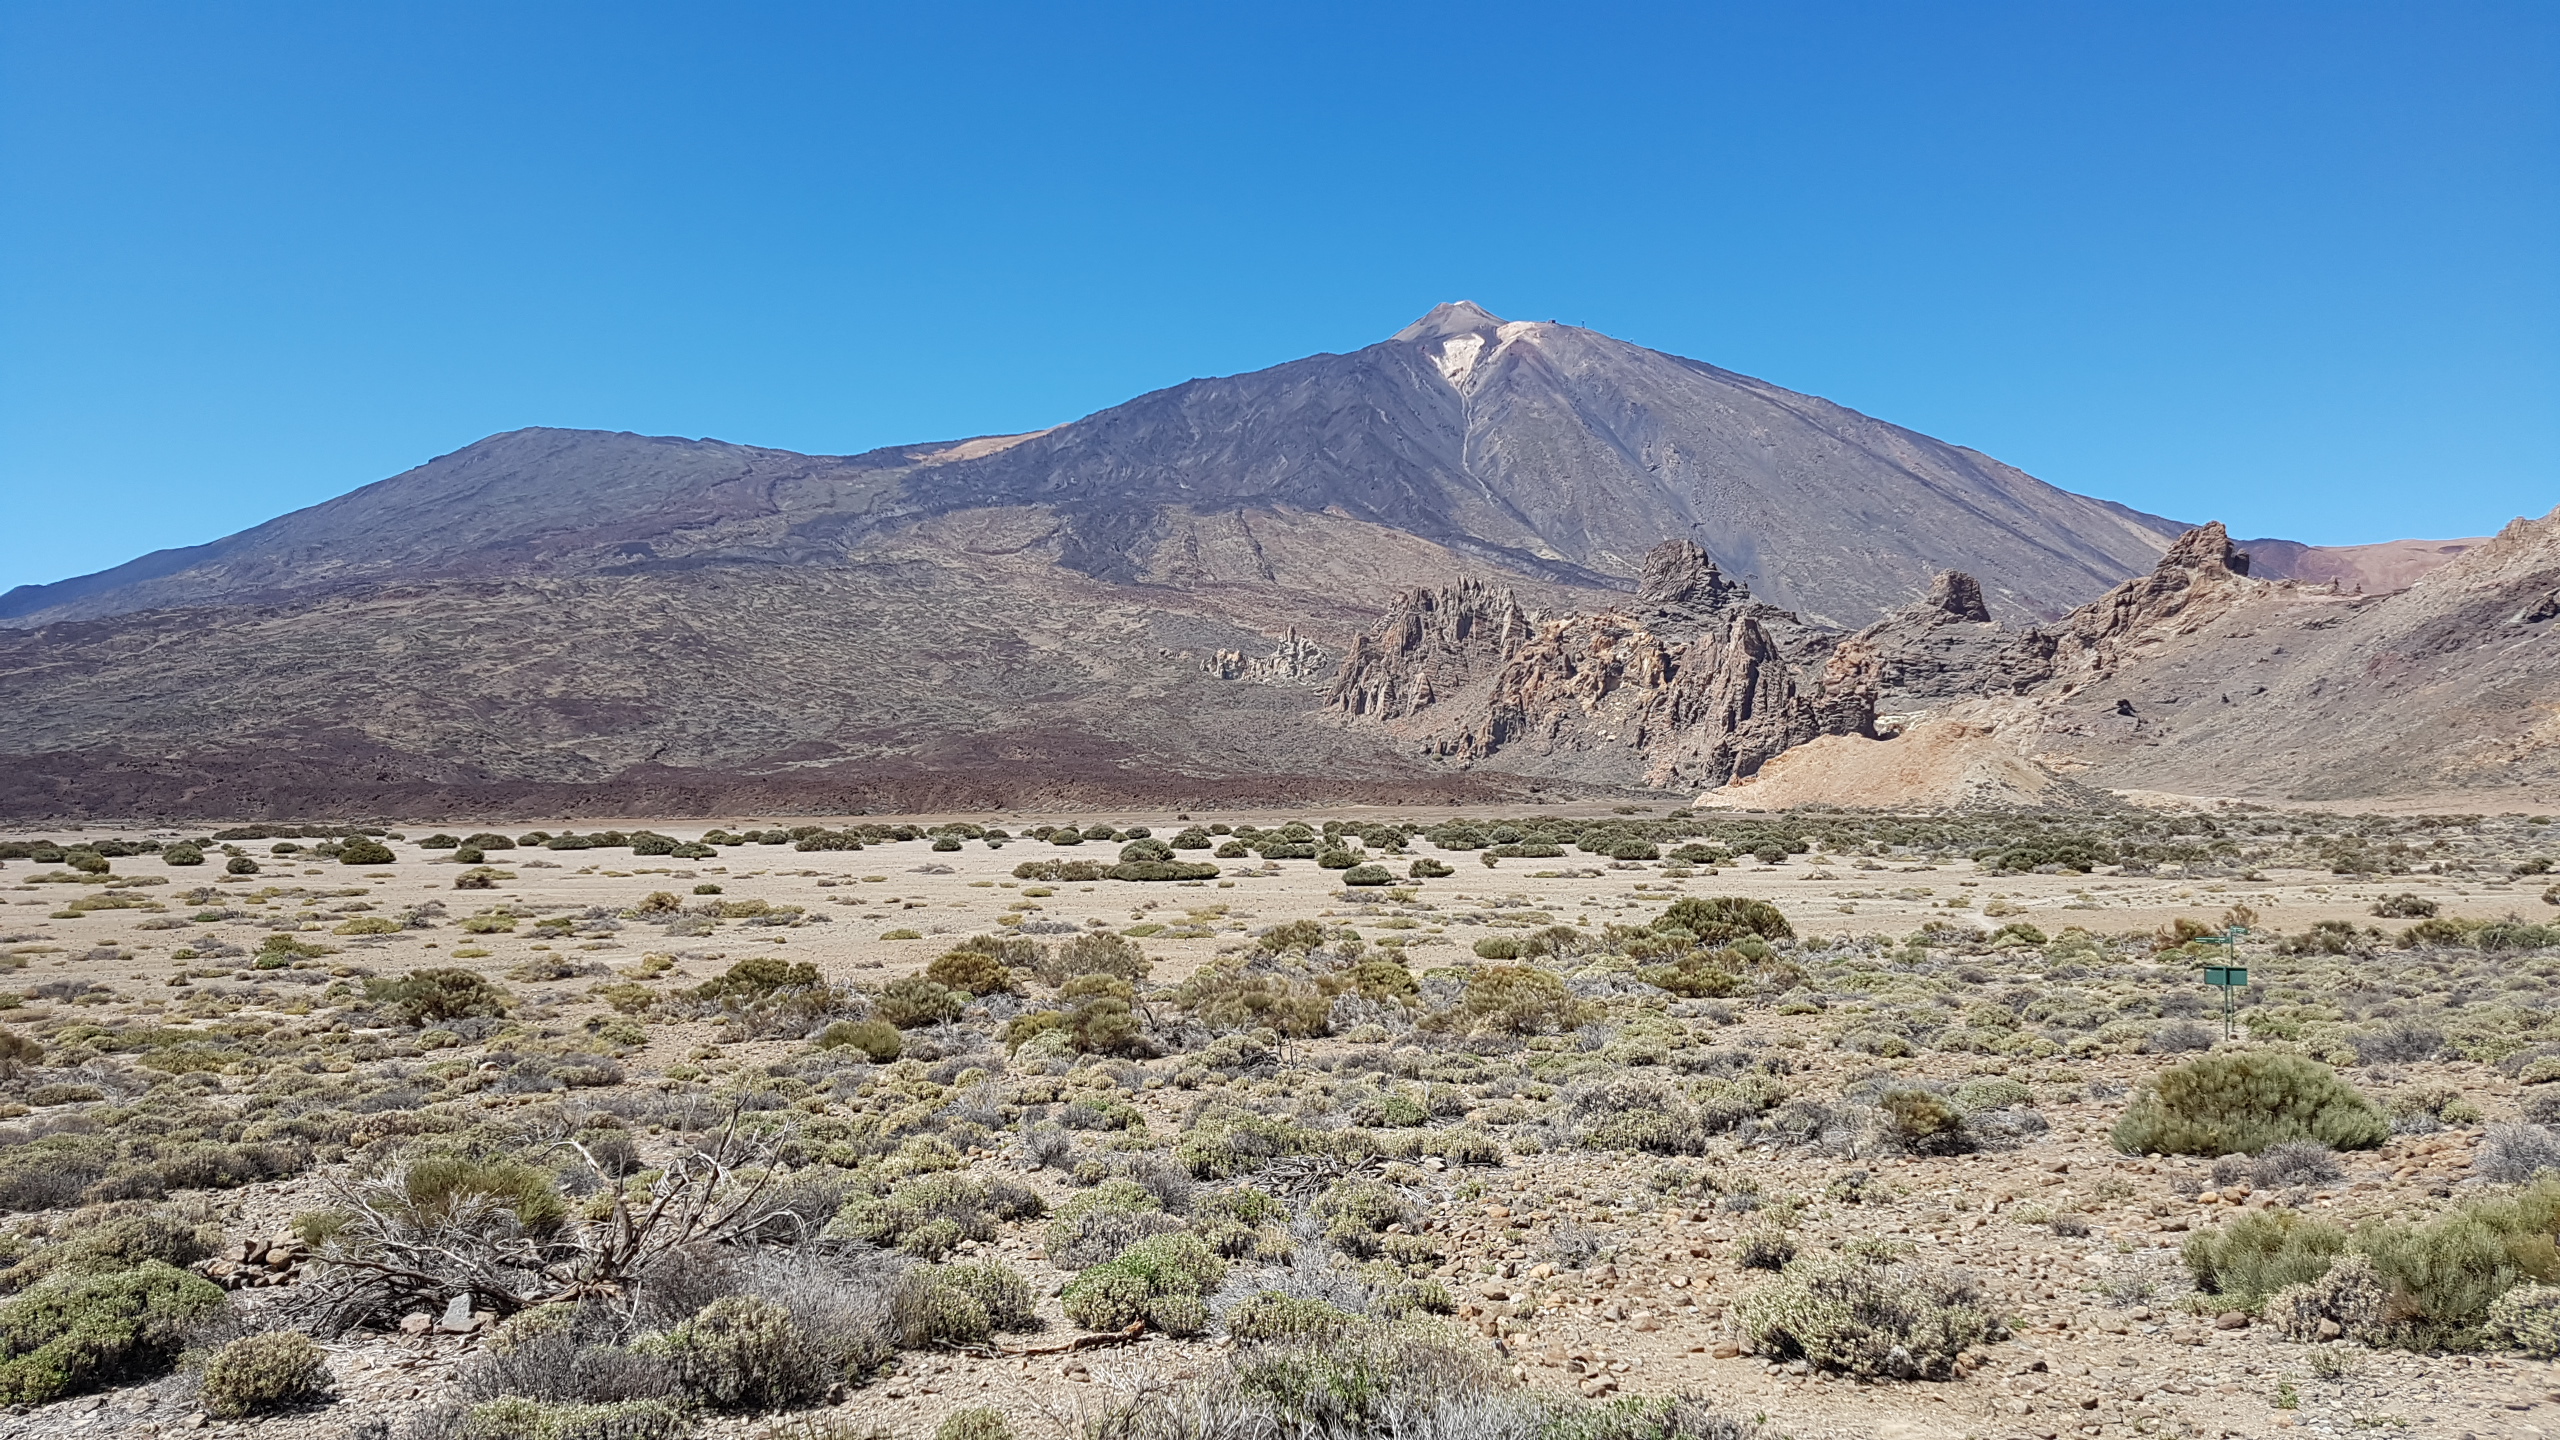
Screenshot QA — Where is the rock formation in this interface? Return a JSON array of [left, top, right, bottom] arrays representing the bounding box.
[[1323, 540, 1878, 788]]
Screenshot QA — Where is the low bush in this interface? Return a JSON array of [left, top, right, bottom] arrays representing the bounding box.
[[2111, 1053, 2388, 1156], [1878, 1090, 1967, 1155], [663, 1295, 834, 1412], [2181, 1211, 2350, 1308], [1433, 965, 1587, 1037], [2267, 1253, 2385, 1344], [874, 976, 966, 1030], [460, 1397, 689, 1440], [339, 837, 396, 866], [827, 1174, 1045, 1261], [937, 1407, 1016, 1440], [923, 950, 1021, 998], [815, 1018, 903, 1062], [1061, 1232, 1224, 1334], [2252, 1140, 2345, 1190], [1655, 896, 1793, 945], [199, 1331, 333, 1418], [2477, 1124, 2560, 1184], [1732, 1254, 2001, 1379], [0, 1260, 227, 1405], [2487, 1281, 2560, 1358], [368, 968, 513, 1025]]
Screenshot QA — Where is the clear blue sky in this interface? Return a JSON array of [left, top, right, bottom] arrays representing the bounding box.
[[2, 2, 2553, 590]]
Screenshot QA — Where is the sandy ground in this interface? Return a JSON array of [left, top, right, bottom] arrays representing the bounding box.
[[6, 812, 2560, 1440]]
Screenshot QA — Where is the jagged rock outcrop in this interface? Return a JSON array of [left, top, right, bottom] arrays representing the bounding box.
[[1322, 580, 1534, 719], [2039, 521, 2260, 690], [1325, 540, 1877, 787], [1204, 628, 1329, 683], [1846, 569, 2053, 708]]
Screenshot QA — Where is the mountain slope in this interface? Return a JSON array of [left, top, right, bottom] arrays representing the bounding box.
[[4, 303, 2190, 630]]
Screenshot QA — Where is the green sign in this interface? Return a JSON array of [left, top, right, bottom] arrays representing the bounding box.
[[2204, 965, 2249, 988]]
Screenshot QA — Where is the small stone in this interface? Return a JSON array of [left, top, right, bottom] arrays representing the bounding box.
[[399, 1313, 434, 1335], [1711, 1342, 1743, 1359], [2215, 1311, 2250, 1330], [2319, 1319, 2343, 1339], [183, 1414, 208, 1430]]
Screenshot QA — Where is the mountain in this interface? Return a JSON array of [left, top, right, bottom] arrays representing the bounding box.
[[5, 302, 2508, 820], [3, 301, 2189, 631], [2234, 534, 2491, 593]]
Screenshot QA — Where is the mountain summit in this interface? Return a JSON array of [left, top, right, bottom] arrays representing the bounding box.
[[5, 305, 2191, 629]]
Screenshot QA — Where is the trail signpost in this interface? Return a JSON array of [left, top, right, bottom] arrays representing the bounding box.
[[2202, 926, 2249, 1039]]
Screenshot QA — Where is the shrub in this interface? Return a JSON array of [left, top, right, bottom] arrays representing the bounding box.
[[368, 968, 513, 1025], [0, 1260, 227, 1405], [225, 856, 259, 875], [163, 844, 204, 866], [2111, 1053, 2388, 1156], [2181, 1211, 2350, 1307], [874, 975, 966, 1029], [937, 1407, 1015, 1440], [1408, 858, 1453, 879], [2267, 1253, 2385, 1343], [2478, 1124, 2560, 1184], [815, 1019, 903, 1062], [1439, 965, 1587, 1036], [924, 950, 1021, 998], [1176, 962, 1329, 1038], [2487, 1282, 2560, 1358], [934, 1260, 1038, 1333], [1655, 896, 1792, 944], [1732, 1255, 2002, 1379], [1735, 1230, 1795, 1271], [2371, 894, 2439, 919], [2252, 1140, 2345, 1190], [663, 1295, 833, 1412], [339, 837, 396, 865], [1222, 1292, 1358, 1344], [1061, 1232, 1224, 1333], [460, 1398, 690, 1440], [1040, 932, 1151, 986], [828, 1175, 1045, 1261], [199, 1331, 332, 1418], [1044, 1181, 1183, 1267], [1879, 1090, 1967, 1155]]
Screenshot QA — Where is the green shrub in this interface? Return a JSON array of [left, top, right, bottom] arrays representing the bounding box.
[[225, 856, 259, 875], [1437, 965, 1586, 1036], [1062, 1232, 1224, 1333], [816, 1018, 903, 1062], [924, 950, 1021, 999], [934, 1260, 1038, 1332], [461, 1398, 690, 1440], [2182, 1211, 2351, 1307], [368, 968, 513, 1024], [2111, 1053, 2388, 1156], [199, 1331, 332, 1418], [875, 975, 966, 1029], [1732, 1255, 2001, 1379], [936, 1407, 1016, 1440], [665, 1294, 834, 1412], [1223, 1292, 1358, 1344], [1341, 865, 1393, 887], [1879, 1090, 1966, 1155], [2353, 1178, 2560, 1348], [0, 1210, 214, 1293], [828, 1174, 1044, 1260], [2267, 1252, 2385, 1343], [2487, 1281, 2560, 1357], [390, 1156, 568, 1231], [1408, 858, 1454, 879], [163, 844, 204, 867], [1655, 897, 1792, 944], [339, 837, 396, 865], [0, 1260, 226, 1405]]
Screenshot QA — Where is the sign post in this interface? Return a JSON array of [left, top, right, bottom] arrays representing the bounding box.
[[2201, 926, 2249, 1040]]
